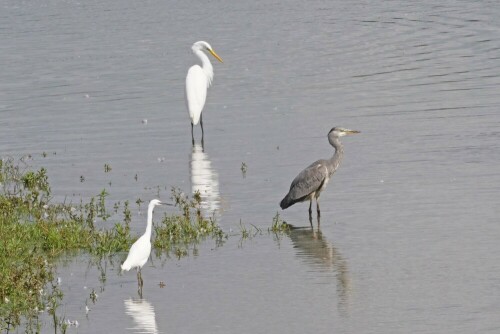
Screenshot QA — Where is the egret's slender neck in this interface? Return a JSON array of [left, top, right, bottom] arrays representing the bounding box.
[[193, 48, 214, 86], [144, 203, 155, 240], [327, 135, 344, 175]]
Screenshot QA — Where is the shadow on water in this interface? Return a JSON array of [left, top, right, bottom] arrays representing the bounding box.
[[285, 224, 351, 315], [189, 141, 220, 213], [124, 298, 160, 334]]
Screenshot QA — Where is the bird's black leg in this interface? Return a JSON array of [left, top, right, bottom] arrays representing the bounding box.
[[316, 199, 321, 226], [191, 122, 195, 146], [137, 269, 140, 292], [308, 199, 313, 226], [137, 268, 144, 298], [137, 269, 141, 286], [200, 113, 204, 144], [139, 269, 144, 288]]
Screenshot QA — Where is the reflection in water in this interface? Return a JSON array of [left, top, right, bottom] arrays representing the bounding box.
[[286, 226, 351, 314], [124, 298, 159, 334], [190, 143, 220, 213]]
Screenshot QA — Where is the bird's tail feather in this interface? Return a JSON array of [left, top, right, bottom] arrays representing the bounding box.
[[121, 262, 130, 273], [280, 195, 292, 210]]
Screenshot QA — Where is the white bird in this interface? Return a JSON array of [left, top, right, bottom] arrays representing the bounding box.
[[185, 41, 223, 144], [121, 199, 170, 295]]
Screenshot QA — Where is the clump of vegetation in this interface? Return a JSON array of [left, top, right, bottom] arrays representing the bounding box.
[[240, 162, 247, 177], [269, 212, 289, 233], [153, 189, 227, 258], [0, 158, 135, 331], [236, 221, 262, 247], [239, 221, 257, 239], [235, 214, 289, 248]]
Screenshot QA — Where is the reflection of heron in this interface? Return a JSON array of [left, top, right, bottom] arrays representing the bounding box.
[[185, 41, 224, 144], [286, 225, 351, 313], [280, 127, 360, 225], [190, 143, 220, 213], [124, 298, 159, 334]]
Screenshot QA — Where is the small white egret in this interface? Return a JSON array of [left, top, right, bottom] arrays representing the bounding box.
[[121, 199, 171, 295], [185, 41, 223, 144]]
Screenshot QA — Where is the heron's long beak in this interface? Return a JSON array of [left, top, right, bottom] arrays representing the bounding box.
[[160, 202, 174, 206], [346, 129, 360, 135], [209, 49, 224, 63]]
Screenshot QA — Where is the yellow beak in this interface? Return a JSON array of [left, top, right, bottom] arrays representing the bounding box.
[[209, 49, 224, 63]]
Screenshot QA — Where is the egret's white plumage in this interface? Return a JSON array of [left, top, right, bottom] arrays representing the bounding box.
[[185, 41, 223, 142], [121, 199, 164, 294]]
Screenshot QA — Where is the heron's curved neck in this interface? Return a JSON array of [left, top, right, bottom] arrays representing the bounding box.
[[144, 204, 155, 240], [328, 136, 344, 175], [194, 49, 214, 86]]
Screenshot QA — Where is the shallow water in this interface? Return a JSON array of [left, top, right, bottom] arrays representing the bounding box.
[[2, 0, 500, 333]]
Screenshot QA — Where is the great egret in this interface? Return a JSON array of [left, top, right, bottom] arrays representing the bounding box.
[[185, 41, 223, 144], [121, 199, 171, 295], [280, 127, 360, 224]]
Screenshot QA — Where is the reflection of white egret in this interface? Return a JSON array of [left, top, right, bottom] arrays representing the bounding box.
[[186, 41, 223, 143], [124, 298, 159, 334], [190, 143, 220, 213], [121, 199, 171, 296]]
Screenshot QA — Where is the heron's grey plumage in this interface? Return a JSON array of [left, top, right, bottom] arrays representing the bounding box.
[[280, 159, 330, 208], [280, 127, 359, 222]]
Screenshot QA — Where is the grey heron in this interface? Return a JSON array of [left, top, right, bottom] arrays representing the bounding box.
[[280, 127, 360, 224], [185, 41, 223, 145]]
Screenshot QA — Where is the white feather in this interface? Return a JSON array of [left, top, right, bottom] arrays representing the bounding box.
[[185, 65, 209, 125]]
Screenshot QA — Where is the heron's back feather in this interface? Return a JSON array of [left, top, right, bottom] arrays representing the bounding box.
[[280, 160, 329, 209]]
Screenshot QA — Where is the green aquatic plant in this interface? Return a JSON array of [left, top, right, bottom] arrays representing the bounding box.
[[98, 188, 110, 221], [237, 220, 262, 248], [238, 220, 261, 239], [269, 212, 289, 233], [135, 197, 144, 210], [240, 162, 247, 177], [153, 188, 227, 258]]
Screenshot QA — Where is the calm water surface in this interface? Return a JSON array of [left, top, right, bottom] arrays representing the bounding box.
[[1, 0, 500, 333]]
